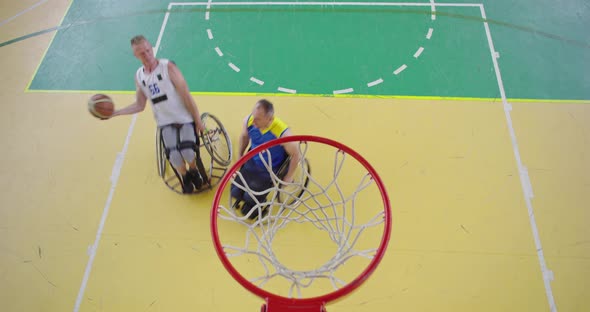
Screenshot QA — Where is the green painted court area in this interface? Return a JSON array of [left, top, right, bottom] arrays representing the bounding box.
[[27, 0, 590, 100]]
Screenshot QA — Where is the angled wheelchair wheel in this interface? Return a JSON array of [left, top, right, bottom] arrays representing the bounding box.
[[156, 129, 166, 178], [201, 113, 232, 167]]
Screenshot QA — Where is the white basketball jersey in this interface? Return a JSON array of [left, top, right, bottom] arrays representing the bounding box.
[[136, 59, 193, 126]]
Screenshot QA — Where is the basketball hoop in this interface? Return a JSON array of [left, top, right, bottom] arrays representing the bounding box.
[[211, 135, 391, 311]]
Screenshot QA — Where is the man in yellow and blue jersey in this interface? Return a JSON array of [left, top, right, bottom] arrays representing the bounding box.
[[231, 99, 300, 219]]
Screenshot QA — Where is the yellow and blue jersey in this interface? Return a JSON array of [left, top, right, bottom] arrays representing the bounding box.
[[247, 115, 288, 169]]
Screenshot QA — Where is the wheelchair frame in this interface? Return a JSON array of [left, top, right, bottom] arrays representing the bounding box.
[[156, 112, 233, 194]]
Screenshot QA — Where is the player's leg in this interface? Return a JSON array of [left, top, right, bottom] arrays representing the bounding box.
[[161, 125, 193, 193], [230, 159, 264, 212], [239, 160, 274, 219], [178, 123, 205, 189], [230, 167, 247, 208]]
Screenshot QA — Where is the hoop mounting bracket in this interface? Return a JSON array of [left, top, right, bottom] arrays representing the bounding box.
[[262, 299, 327, 312]]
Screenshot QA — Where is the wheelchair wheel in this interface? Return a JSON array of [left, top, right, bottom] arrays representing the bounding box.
[[201, 113, 232, 167], [156, 129, 165, 178]]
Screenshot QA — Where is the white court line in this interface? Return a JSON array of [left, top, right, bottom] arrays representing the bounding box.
[[278, 86, 296, 94], [154, 4, 173, 54], [73, 116, 137, 312], [426, 27, 433, 39], [367, 78, 383, 87], [333, 88, 354, 94], [205, 10, 210, 20], [170, 2, 483, 7], [228, 62, 241, 72], [480, 5, 556, 312], [250, 76, 264, 85], [393, 64, 407, 75], [430, 0, 436, 20], [0, 0, 49, 27], [413, 46, 424, 58], [207, 29, 213, 39], [215, 47, 223, 56], [73, 5, 173, 312]]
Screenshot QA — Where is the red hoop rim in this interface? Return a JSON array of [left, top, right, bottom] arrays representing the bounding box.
[[210, 135, 392, 307]]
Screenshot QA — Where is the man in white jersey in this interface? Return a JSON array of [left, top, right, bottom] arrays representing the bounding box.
[[109, 35, 208, 193]]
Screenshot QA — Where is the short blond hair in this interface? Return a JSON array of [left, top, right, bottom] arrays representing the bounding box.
[[130, 35, 149, 45]]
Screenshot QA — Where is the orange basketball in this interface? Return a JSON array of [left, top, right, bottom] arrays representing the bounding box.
[[88, 94, 114, 119]]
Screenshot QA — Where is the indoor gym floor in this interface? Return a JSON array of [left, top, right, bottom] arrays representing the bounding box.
[[0, 0, 589, 311]]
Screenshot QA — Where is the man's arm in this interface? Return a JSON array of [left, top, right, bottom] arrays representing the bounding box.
[[238, 116, 250, 158], [280, 128, 300, 183], [168, 61, 204, 132], [111, 80, 148, 117]]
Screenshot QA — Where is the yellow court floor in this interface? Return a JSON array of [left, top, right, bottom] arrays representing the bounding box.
[[1, 1, 589, 312]]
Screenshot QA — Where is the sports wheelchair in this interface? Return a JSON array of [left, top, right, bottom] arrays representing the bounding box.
[[156, 113, 232, 194]]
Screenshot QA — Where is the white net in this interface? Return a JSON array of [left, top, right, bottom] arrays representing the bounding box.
[[216, 140, 388, 299]]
